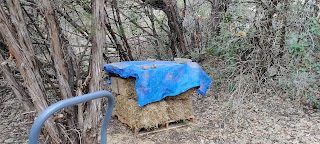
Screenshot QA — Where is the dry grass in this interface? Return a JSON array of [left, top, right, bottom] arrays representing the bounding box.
[[1, 74, 320, 143]]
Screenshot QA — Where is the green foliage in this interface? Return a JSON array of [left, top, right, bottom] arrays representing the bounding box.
[[227, 82, 236, 92], [184, 120, 189, 126], [227, 101, 233, 110], [281, 16, 320, 109], [192, 128, 205, 133], [287, 34, 314, 72], [205, 2, 319, 110], [287, 17, 320, 75], [118, 26, 125, 37], [279, 69, 319, 109], [205, 11, 251, 89], [206, 12, 251, 64], [307, 95, 320, 109]]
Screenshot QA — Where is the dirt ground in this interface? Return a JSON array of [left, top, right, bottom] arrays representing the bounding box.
[[0, 77, 33, 143], [1, 77, 320, 143], [106, 88, 320, 144]]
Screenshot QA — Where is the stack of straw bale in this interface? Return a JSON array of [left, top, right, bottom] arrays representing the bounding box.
[[111, 77, 195, 129]]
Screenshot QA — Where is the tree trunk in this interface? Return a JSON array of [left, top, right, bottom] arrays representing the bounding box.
[[168, 26, 177, 57], [250, 0, 280, 78], [0, 52, 34, 111], [39, 0, 73, 100], [0, 1, 62, 143], [210, 0, 231, 35], [83, 0, 105, 143], [280, 0, 288, 50], [163, 0, 188, 56], [210, 0, 220, 35], [38, 0, 77, 142]]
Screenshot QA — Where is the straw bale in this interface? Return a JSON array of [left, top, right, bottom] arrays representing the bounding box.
[[111, 77, 136, 99], [166, 98, 193, 122], [164, 87, 196, 100], [115, 94, 169, 130], [111, 76, 195, 130]]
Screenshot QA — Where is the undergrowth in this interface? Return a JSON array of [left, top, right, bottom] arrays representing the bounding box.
[[205, 2, 319, 109]]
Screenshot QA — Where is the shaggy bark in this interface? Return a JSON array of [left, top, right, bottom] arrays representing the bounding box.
[[38, 0, 77, 142], [0, 1, 62, 143], [0, 52, 34, 111], [83, 0, 105, 143], [163, 0, 188, 56], [39, 0, 73, 100]]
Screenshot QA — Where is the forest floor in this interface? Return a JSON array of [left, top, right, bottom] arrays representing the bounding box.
[[0, 77, 33, 143], [1, 75, 320, 143]]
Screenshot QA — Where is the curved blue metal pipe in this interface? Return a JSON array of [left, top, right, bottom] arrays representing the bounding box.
[[28, 90, 114, 144]]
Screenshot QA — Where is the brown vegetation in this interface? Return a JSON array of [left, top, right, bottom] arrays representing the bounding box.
[[0, 0, 319, 143]]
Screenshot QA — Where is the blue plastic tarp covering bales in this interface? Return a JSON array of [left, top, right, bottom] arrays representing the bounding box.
[[103, 61, 211, 107]]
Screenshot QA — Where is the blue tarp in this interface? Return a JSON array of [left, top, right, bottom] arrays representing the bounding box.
[[103, 61, 211, 107]]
